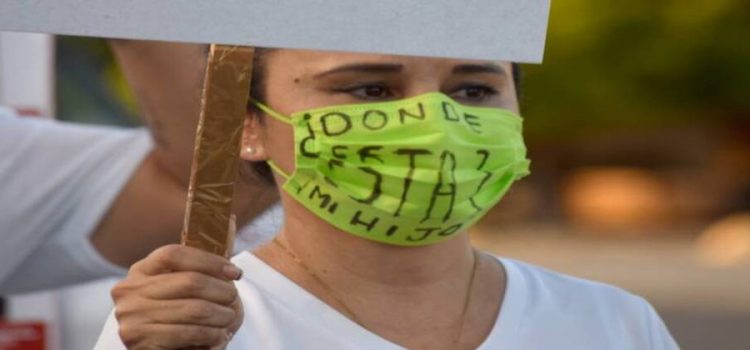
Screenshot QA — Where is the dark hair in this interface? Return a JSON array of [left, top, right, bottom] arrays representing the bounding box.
[[240, 48, 276, 185], [243, 49, 523, 185]]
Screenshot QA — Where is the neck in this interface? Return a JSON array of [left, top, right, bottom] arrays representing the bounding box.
[[253, 195, 503, 350], [267, 194, 475, 290]]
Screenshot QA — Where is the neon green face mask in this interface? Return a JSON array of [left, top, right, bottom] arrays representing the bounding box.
[[254, 92, 530, 246]]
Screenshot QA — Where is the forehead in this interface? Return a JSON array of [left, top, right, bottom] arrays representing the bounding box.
[[265, 48, 511, 74]]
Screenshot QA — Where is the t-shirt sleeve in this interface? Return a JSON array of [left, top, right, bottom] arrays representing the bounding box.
[[93, 310, 128, 350], [642, 300, 681, 350], [0, 109, 153, 293]]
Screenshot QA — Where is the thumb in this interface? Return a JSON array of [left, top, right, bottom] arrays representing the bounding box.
[[229, 214, 237, 236], [224, 214, 237, 258]]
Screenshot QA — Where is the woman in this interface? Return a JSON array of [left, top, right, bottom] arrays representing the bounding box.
[[95, 48, 678, 349]]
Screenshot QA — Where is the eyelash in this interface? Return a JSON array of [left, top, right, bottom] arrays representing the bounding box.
[[449, 84, 500, 101], [331, 82, 395, 100], [332, 83, 500, 102]]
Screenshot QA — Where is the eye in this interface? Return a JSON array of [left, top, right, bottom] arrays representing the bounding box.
[[333, 83, 396, 100], [450, 84, 499, 102]]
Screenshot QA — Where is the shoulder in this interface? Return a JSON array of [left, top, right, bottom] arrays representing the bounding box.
[[0, 109, 153, 179], [0, 107, 151, 153], [0, 109, 153, 183], [497, 257, 678, 349], [502, 257, 646, 308], [501, 257, 654, 320]]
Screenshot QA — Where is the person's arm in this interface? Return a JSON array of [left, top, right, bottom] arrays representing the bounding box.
[[0, 42, 275, 293], [0, 115, 153, 292], [92, 41, 278, 267], [642, 299, 680, 349]]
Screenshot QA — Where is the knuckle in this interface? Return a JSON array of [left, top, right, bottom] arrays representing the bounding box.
[[232, 297, 244, 318], [111, 278, 145, 303], [226, 285, 239, 301], [181, 325, 224, 346], [220, 306, 238, 325], [113, 301, 139, 322], [113, 305, 126, 321], [152, 244, 183, 265], [118, 323, 142, 346], [179, 272, 208, 291], [195, 327, 226, 346], [183, 301, 215, 322], [128, 260, 147, 275], [110, 282, 127, 301], [215, 283, 239, 305]]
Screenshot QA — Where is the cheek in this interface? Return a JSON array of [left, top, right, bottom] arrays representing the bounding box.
[[499, 63, 520, 113], [503, 94, 520, 115], [501, 84, 520, 114], [261, 118, 297, 174]]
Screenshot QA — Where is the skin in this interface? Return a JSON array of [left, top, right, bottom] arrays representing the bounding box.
[[113, 221, 244, 349], [113, 49, 519, 349], [91, 41, 278, 267]]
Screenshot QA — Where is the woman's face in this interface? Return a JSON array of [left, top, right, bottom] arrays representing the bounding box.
[[242, 49, 519, 185]]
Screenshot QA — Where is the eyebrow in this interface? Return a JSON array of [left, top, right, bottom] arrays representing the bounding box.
[[451, 63, 507, 76], [313, 63, 404, 79]]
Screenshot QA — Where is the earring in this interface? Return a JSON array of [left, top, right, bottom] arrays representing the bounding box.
[[245, 147, 256, 155]]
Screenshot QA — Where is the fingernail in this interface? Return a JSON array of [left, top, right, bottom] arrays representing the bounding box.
[[222, 264, 243, 280]]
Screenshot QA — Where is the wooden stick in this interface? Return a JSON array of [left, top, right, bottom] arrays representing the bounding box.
[[181, 44, 254, 257]]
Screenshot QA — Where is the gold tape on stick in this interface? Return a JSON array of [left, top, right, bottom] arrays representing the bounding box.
[[181, 44, 254, 257]]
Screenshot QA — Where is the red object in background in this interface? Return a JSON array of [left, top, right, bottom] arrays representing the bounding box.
[[0, 322, 46, 350], [10, 107, 44, 118]]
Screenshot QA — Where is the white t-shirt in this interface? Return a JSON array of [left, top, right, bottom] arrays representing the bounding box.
[[95, 251, 679, 350], [0, 107, 152, 293], [0, 107, 284, 349]]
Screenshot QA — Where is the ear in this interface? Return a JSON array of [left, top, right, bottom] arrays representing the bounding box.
[[240, 113, 268, 162]]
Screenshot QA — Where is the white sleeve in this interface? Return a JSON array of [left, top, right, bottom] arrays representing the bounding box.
[[93, 310, 128, 350], [0, 108, 153, 293], [643, 301, 681, 350]]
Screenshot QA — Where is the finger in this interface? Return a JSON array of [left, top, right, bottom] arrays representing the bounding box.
[[227, 296, 244, 336], [119, 323, 229, 349], [225, 214, 237, 257], [140, 272, 238, 306], [115, 297, 237, 329], [131, 244, 242, 280], [145, 298, 238, 328], [229, 214, 237, 237]]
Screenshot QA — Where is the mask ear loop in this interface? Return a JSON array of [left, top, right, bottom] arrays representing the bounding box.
[[250, 99, 292, 125], [249, 99, 294, 180], [266, 159, 291, 180]]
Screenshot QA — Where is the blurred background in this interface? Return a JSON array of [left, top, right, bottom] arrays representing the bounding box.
[[483, 1, 750, 349], [2, 0, 749, 349]]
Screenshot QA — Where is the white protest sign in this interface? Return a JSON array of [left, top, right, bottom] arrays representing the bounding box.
[[0, 0, 550, 63]]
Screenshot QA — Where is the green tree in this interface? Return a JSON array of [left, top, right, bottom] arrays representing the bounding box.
[[523, 0, 750, 138]]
